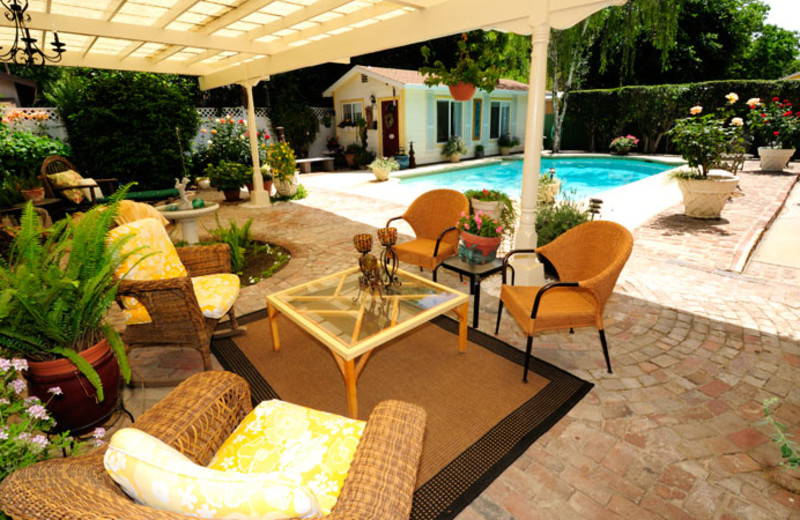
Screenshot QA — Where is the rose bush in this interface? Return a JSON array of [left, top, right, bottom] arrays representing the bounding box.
[[746, 96, 800, 149]]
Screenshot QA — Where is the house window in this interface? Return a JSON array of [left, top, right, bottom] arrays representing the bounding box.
[[436, 100, 463, 143], [341, 101, 363, 125], [472, 99, 482, 141], [489, 101, 511, 139]]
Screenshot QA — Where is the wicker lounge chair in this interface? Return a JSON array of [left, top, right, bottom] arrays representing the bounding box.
[[387, 189, 469, 280], [0, 371, 428, 520], [495, 221, 633, 381], [109, 218, 243, 375]]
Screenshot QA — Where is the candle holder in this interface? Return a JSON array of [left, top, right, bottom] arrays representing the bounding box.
[[353, 233, 383, 299], [377, 227, 401, 290]]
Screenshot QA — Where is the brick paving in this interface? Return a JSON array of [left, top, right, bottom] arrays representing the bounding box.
[[121, 160, 800, 519]]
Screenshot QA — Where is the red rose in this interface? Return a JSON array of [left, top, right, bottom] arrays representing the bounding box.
[[773, 97, 780, 101], [783, 111, 793, 117], [774, 131, 780, 136]]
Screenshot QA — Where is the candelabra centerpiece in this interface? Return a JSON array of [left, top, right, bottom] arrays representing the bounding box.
[[353, 228, 402, 301]]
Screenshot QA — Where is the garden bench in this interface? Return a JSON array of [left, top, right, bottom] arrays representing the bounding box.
[[296, 156, 335, 173]]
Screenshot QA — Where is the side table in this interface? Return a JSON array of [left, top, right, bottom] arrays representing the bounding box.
[[434, 256, 514, 329]]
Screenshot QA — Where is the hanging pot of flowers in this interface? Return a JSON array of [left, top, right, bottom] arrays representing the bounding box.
[[456, 210, 503, 264], [746, 96, 799, 172], [419, 33, 503, 103]]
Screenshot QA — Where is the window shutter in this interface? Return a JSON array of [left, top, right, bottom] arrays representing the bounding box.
[[426, 91, 435, 151]]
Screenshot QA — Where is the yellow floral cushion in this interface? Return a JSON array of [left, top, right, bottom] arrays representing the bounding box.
[[209, 400, 365, 515], [104, 428, 321, 519], [47, 169, 85, 204], [122, 273, 241, 325], [108, 218, 189, 318]]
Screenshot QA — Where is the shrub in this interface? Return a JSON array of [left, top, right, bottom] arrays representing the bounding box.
[[369, 157, 399, 172], [497, 133, 520, 148], [204, 161, 251, 191], [195, 115, 270, 167], [264, 141, 297, 182], [567, 80, 800, 152], [67, 72, 199, 190], [354, 148, 376, 168], [442, 135, 468, 156], [535, 196, 589, 246], [207, 216, 255, 274], [0, 122, 70, 205]]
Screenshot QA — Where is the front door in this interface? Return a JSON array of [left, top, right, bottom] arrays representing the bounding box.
[[381, 100, 400, 157]]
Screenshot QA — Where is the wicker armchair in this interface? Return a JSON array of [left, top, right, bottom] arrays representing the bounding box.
[[387, 189, 469, 280], [110, 218, 243, 374], [0, 371, 428, 520], [41, 155, 119, 206], [495, 221, 633, 381]]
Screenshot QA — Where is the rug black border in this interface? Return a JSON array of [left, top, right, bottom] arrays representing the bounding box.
[[212, 309, 593, 520]]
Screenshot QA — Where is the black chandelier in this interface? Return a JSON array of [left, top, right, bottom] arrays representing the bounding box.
[[0, 0, 65, 66]]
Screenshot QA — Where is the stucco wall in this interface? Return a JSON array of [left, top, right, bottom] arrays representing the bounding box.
[[332, 73, 397, 157]]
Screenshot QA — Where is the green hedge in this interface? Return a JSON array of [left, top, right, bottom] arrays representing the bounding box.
[[68, 72, 199, 190], [565, 80, 800, 153]]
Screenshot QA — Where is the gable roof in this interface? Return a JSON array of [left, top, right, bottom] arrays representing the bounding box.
[[783, 71, 800, 80], [323, 65, 529, 97]]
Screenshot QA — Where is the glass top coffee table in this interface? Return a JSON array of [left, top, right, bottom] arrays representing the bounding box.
[[266, 267, 469, 418]]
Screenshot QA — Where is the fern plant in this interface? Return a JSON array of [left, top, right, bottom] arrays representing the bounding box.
[[0, 190, 137, 401], [208, 216, 255, 274]]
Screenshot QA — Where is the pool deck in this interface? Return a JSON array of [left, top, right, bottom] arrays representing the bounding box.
[[118, 157, 800, 520]]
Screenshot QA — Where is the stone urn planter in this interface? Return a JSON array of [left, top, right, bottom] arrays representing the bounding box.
[[25, 339, 121, 435], [458, 231, 502, 264], [372, 167, 391, 181], [470, 199, 502, 221], [499, 146, 512, 156], [538, 180, 562, 203], [449, 153, 462, 163], [758, 147, 795, 171], [676, 170, 740, 219], [274, 172, 299, 197]]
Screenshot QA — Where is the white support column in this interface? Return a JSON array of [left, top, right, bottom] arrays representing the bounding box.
[[241, 79, 271, 208], [513, 22, 551, 286]]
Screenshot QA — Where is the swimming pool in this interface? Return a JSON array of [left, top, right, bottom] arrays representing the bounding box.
[[398, 157, 678, 199]]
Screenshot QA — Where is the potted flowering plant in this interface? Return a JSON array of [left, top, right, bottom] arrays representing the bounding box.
[[746, 96, 800, 171], [368, 156, 399, 181], [420, 33, 502, 100], [456, 210, 503, 264], [667, 92, 743, 219], [265, 140, 298, 197], [462, 188, 517, 236], [204, 160, 251, 201], [196, 115, 269, 167], [442, 135, 468, 162], [609, 135, 639, 155]]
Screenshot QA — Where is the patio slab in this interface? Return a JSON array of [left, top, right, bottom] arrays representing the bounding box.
[[116, 158, 800, 519]]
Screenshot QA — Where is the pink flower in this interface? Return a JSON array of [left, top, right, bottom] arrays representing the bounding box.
[[496, 226, 503, 234], [460, 211, 466, 217], [48, 386, 62, 395], [464, 222, 470, 230], [0, 358, 10, 372], [26, 404, 49, 420], [0, 428, 7, 440], [11, 379, 26, 394], [11, 359, 27, 371], [92, 427, 106, 440]]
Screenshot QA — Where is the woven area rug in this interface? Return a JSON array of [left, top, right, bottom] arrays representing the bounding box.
[[212, 310, 592, 520]]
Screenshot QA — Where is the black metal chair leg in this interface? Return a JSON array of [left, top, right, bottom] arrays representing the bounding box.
[[523, 336, 533, 383], [432, 266, 438, 282], [599, 329, 612, 373], [495, 301, 504, 334], [570, 328, 574, 334]]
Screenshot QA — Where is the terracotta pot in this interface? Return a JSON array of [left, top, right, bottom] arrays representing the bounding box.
[[677, 172, 739, 219], [21, 187, 45, 202], [448, 82, 477, 101], [25, 339, 121, 435], [458, 231, 502, 265], [345, 153, 356, 167], [222, 189, 241, 202], [264, 179, 273, 195], [245, 182, 254, 192], [758, 147, 795, 171]]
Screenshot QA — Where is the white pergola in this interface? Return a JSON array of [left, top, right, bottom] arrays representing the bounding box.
[[1, 0, 624, 281]]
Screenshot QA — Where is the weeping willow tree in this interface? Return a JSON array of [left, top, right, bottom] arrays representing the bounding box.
[[549, 0, 684, 152]]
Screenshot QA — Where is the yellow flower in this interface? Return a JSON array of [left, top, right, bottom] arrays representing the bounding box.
[[725, 92, 739, 104], [746, 98, 761, 107], [689, 105, 703, 115], [731, 117, 743, 127]]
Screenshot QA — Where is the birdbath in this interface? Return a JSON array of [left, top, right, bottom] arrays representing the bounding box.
[[156, 201, 219, 244]]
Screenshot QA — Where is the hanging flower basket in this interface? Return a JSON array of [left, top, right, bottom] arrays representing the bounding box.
[[448, 82, 477, 101]]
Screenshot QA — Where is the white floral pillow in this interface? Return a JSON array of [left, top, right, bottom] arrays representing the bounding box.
[[104, 428, 321, 519]]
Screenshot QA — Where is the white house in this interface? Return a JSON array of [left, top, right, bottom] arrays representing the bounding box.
[[322, 66, 530, 165]]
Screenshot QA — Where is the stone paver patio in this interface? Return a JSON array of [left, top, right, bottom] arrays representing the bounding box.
[[121, 160, 800, 519]]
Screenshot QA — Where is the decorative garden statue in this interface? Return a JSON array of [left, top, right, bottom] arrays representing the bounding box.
[[175, 177, 192, 210]]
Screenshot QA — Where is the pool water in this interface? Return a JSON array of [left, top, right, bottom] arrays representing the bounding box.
[[399, 157, 675, 199]]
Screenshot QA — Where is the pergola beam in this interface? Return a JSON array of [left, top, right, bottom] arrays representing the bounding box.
[[243, 0, 356, 42], [0, 13, 275, 55]]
